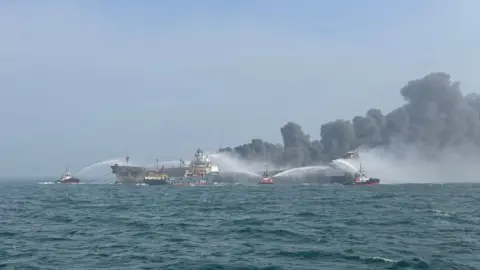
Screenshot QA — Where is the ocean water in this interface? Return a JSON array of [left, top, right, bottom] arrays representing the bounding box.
[[1, 182, 479, 270]]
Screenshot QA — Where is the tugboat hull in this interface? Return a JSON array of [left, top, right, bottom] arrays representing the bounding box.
[[259, 179, 274, 184], [259, 176, 274, 184], [348, 178, 380, 186], [58, 178, 80, 184], [144, 179, 169, 185]]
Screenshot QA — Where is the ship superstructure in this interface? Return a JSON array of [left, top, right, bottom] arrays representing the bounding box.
[[342, 149, 359, 160], [186, 149, 219, 177], [170, 148, 220, 185]]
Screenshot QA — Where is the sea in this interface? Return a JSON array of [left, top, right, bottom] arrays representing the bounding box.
[[0, 182, 479, 270]]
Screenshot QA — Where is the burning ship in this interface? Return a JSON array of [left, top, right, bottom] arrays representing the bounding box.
[[110, 149, 220, 185]]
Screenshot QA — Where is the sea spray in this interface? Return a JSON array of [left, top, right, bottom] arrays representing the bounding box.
[[76, 158, 126, 175], [330, 159, 360, 174], [357, 145, 480, 184], [272, 166, 330, 177], [208, 152, 263, 177]]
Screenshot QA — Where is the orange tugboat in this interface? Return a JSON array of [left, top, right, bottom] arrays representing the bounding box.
[[57, 168, 80, 184]]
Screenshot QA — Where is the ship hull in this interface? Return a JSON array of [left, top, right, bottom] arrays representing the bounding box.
[[169, 174, 219, 186], [144, 179, 169, 185], [111, 165, 190, 184], [346, 178, 380, 186], [57, 178, 80, 184], [354, 178, 380, 186], [259, 181, 274, 184], [111, 164, 221, 185], [259, 177, 274, 184]]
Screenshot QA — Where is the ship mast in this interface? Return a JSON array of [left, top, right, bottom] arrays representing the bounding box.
[[125, 151, 130, 164], [264, 152, 269, 175], [359, 163, 365, 175]]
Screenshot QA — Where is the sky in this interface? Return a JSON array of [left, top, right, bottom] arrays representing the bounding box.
[[0, 0, 479, 177]]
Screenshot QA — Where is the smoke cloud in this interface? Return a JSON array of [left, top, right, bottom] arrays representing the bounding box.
[[219, 72, 480, 183]]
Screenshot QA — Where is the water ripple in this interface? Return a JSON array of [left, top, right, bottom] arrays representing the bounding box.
[[0, 183, 479, 269]]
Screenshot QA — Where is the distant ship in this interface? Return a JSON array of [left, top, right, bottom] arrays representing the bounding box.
[[57, 168, 80, 184], [111, 149, 220, 185]]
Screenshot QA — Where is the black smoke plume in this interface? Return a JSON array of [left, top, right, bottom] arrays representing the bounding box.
[[219, 72, 480, 166]]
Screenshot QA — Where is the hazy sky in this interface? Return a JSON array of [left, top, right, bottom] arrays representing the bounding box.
[[0, 0, 479, 177]]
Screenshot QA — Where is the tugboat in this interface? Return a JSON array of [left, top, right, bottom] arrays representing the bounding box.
[[144, 160, 169, 185], [350, 164, 380, 186], [259, 166, 274, 184], [57, 168, 80, 184], [144, 171, 169, 185]]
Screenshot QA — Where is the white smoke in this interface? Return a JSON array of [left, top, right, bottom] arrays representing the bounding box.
[[356, 143, 480, 184], [207, 152, 263, 177]]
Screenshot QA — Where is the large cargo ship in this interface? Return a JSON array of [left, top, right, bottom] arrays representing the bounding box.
[[110, 149, 220, 185]]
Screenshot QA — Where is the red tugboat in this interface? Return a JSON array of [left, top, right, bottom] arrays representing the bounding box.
[[351, 164, 380, 186], [57, 168, 80, 184], [259, 166, 274, 184]]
